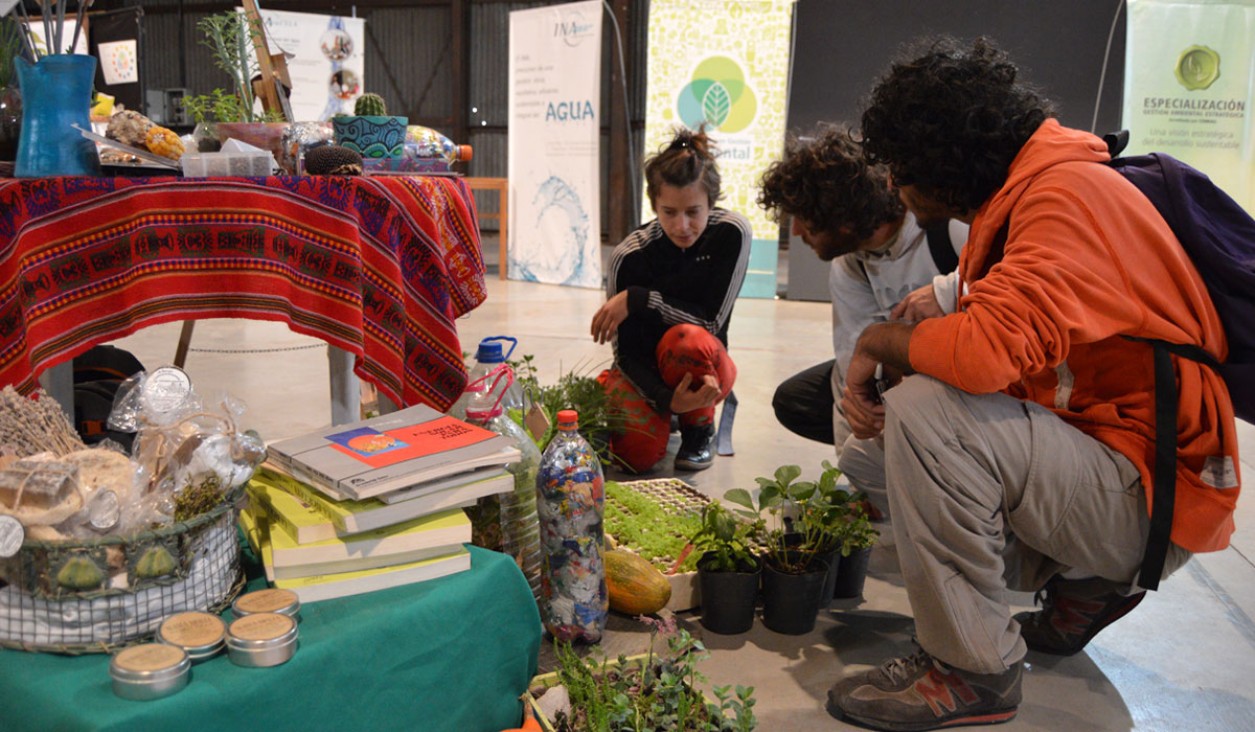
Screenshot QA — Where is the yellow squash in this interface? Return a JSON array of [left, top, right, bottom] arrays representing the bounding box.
[[605, 548, 671, 616]]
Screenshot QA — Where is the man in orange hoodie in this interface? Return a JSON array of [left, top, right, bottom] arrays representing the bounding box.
[[825, 39, 1240, 732]]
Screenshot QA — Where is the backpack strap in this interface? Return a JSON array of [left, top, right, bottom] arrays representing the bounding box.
[[924, 223, 959, 274]]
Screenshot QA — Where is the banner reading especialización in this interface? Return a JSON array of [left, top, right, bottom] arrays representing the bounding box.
[[1124, 0, 1255, 213], [507, 1, 603, 288], [643, 0, 796, 298]]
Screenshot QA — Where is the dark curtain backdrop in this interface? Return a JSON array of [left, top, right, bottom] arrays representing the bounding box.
[[787, 0, 1128, 136]]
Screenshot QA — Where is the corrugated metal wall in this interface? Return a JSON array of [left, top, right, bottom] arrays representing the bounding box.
[[128, 0, 649, 237]]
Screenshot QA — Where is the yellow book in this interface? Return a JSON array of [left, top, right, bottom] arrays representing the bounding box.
[[263, 505, 471, 578], [272, 548, 472, 603], [254, 463, 511, 535], [247, 479, 338, 544]]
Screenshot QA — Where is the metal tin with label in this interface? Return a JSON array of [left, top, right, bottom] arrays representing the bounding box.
[[158, 611, 226, 662], [109, 643, 191, 701], [227, 612, 298, 667], [231, 588, 301, 620]]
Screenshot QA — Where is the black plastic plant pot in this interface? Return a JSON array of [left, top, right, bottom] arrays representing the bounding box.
[[832, 546, 873, 599], [698, 564, 760, 635], [761, 557, 829, 635]]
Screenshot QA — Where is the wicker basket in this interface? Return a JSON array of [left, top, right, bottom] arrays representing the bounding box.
[[0, 498, 244, 654]]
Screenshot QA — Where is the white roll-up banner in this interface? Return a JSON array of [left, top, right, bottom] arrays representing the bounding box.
[[507, 1, 604, 288]]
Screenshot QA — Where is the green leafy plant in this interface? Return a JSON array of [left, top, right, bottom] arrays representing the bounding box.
[[690, 502, 762, 574], [604, 481, 702, 573], [545, 615, 757, 731], [724, 461, 875, 574], [195, 11, 283, 123], [1, 17, 22, 86], [181, 88, 249, 125]]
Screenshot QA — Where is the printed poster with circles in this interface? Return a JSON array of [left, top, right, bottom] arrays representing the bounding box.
[[252, 8, 366, 122], [643, 0, 797, 298], [1123, 0, 1255, 213]]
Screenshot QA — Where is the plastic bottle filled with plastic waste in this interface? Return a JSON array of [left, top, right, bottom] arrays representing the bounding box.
[[405, 125, 473, 165], [536, 409, 607, 643]]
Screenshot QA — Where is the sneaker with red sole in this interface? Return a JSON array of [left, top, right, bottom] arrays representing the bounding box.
[[827, 647, 1021, 732], [1014, 575, 1145, 656]]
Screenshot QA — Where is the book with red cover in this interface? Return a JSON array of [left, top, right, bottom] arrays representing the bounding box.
[[266, 403, 519, 500]]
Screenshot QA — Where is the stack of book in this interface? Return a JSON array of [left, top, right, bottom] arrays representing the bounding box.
[[241, 404, 520, 603]]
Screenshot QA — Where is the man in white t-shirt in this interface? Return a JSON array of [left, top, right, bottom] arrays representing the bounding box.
[[759, 125, 967, 515]]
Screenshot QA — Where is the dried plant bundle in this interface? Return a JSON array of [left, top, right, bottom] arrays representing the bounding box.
[[0, 386, 86, 457]]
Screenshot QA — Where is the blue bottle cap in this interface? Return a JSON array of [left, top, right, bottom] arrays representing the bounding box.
[[475, 340, 505, 363]]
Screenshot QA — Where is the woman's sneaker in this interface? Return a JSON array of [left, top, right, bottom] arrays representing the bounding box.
[[674, 424, 715, 471], [826, 647, 1021, 732], [1014, 575, 1145, 656]]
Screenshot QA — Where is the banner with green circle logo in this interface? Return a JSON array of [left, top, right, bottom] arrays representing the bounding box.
[[643, 0, 797, 298], [1123, 0, 1255, 213]]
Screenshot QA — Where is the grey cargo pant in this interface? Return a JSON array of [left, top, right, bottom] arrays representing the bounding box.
[[878, 376, 1190, 673]]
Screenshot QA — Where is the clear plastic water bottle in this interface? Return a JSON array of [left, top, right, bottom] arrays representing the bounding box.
[[536, 409, 607, 643], [465, 379, 542, 600], [449, 336, 524, 420]]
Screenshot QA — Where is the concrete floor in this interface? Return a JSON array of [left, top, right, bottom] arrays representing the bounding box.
[[110, 252, 1255, 731]]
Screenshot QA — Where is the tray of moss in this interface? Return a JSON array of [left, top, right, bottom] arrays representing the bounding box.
[[605, 478, 711, 611]]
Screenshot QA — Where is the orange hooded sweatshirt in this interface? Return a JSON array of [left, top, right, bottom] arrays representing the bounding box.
[[909, 119, 1239, 554]]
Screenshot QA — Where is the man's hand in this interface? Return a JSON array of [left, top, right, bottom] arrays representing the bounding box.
[[590, 291, 630, 344], [842, 351, 886, 438], [669, 372, 721, 414], [841, 321, 916, 438], [890, 283, 944, 322]]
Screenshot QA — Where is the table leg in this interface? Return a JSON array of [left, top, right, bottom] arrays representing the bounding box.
[[327, 346, 360, 426], [174, 321, 196, 368], [499, 181, 509, 280], [37, 361, 75, 419]]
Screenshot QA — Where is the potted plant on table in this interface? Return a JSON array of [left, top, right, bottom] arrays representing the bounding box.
[[689, 502, 763, 635], [189, 12, 288, 160], [332, 92, 408, 159]]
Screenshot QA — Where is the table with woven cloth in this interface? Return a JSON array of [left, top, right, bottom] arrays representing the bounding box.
[[0, 175, 487, 411], [0, 545, 542, 732]]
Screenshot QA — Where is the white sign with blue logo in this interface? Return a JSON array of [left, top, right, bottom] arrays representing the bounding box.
[[507, 1, 603, 288]]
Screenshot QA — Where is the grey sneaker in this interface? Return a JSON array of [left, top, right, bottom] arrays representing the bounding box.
[[1014, 575, 1145, 656], [826, 648, 1021, 731]]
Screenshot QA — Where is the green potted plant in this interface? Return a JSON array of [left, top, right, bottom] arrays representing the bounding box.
[[191, 12, 288, 161], [724, 464, 835, 635], [0, 17, 23, 161], [332, 92, 408, 159], [690, 502, 763, 635], [529, 616, 758, 731], [831, 497, 879, 600]]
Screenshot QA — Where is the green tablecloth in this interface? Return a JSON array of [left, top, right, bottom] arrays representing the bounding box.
[[0, 545, 540, 732]]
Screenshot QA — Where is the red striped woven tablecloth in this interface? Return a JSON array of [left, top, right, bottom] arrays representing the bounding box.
[[0, 175, 487, 411]]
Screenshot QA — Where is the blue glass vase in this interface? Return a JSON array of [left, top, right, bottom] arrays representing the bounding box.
[[15, 55, 102, 177]]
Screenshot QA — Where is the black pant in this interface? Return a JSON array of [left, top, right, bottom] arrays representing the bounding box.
[[772, 359, 836, 445]]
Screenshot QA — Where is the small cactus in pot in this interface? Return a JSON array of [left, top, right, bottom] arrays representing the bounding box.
[[354, 92, 388, 117], [334, 91, 407, 158]]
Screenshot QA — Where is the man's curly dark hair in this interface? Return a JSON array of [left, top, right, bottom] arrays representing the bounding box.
[[860, 37, 1056, 213], [757, 124, 903, 241]]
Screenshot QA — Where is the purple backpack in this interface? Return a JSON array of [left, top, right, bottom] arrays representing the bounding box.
[[1106, 141, 1255, 589]]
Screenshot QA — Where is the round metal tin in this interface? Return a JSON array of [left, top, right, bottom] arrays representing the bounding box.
[[109, 643, 191, 701], [227, 612, 298, 667], [158, 611, 226, 662]]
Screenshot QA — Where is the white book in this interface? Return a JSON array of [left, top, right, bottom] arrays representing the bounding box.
[[267, 403, 519, 500]]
